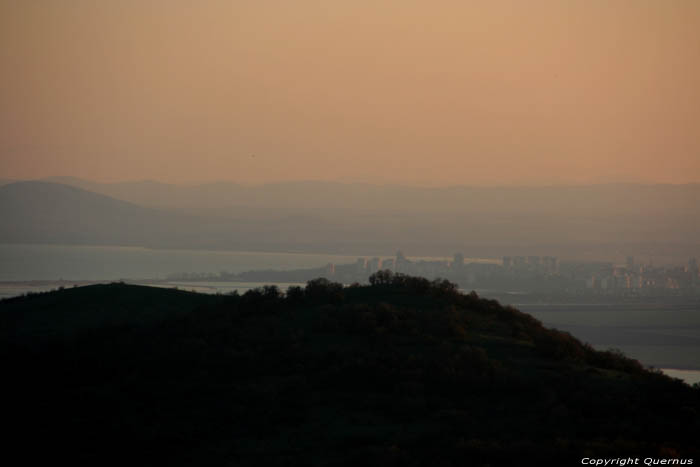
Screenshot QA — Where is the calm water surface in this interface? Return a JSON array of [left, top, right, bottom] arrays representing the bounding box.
[[517, 303, 700, 374], [0, 243, 485, 281], [0, 243, 363, 281]]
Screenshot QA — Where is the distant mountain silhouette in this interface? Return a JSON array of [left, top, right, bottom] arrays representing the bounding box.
[[40, 177, 700, 218], [0, 181, 343, 251], [35, 178, 700, 258], [4, 179, 700, 258], [0, 181, 186, 246]]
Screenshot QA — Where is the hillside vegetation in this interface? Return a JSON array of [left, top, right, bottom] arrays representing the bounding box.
[[3, 273, 698, 466]]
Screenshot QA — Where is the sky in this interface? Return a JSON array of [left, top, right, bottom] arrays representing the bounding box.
[[1, 0, 699, 186]]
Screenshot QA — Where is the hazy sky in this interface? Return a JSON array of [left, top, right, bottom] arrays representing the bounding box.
[[1, 0, 699, 185]]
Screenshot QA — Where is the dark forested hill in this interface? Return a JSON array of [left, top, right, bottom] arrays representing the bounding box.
[[3, 274, 699, 466], [0, 282, 222, 342]]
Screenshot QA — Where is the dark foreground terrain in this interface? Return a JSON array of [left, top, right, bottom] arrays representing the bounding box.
[[2, 273, 699, 466]]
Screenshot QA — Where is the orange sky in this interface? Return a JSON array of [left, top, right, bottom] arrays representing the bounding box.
[[1, 0, 699, 185]]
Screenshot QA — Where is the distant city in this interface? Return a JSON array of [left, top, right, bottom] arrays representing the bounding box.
[[167, 252, 700, 302]]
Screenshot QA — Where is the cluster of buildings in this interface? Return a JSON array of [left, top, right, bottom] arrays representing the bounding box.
[[321, 252, 700, 299], [502, 256, 559, 274], [573, 256, 700, 296], [323, 251, 491, 284], [168, 251, 700, 300]]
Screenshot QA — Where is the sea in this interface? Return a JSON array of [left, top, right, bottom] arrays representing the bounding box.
[[2, 243, 699, 385], [0, 243, 365, 282], [515, 303, 700, 385]]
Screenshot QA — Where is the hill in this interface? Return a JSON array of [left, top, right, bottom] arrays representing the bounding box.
[[0, 181, 349, 252], [32, 178, 700, 260], [5, 179, 700, 259], [0, 181, 183, 246], [3, 274, 698, 466], [0, 282, 221, 342]]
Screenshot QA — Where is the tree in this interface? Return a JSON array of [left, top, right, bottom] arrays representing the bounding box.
[[369, 270, 394, 286]]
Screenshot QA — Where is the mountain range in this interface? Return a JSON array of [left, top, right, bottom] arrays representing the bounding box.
[[1, 178, 699, 260]]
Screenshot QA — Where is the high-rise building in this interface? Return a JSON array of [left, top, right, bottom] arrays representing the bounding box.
[[542, 256, 559, 274], [367, 257, 380, 274], [513, 256, 526, 269], [502, 256, 512, 269], [395, 250, 409, 272]]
